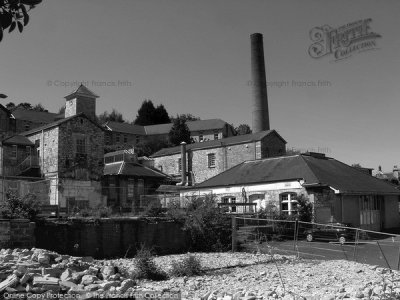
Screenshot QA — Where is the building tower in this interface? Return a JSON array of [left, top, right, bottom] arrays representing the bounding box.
[[64, 84, 99, 120]]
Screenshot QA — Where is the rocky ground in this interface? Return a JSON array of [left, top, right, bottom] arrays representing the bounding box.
[[0, 248, 399, 299]]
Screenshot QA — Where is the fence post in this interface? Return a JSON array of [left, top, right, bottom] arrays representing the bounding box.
[[397, 244, 400, 271], [353, 229, 359, 262], [293, 219, 298, 251], [376, 241, 391, 270], [232, 216, 237, 252]]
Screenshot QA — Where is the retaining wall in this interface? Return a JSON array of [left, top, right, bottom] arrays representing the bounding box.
[[0, 219, 36, 249], [34, 217, 189, 258]]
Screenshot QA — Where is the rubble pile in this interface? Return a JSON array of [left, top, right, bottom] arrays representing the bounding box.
[[0, 248, 400, 299]]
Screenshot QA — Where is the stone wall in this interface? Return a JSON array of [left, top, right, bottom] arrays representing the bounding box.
[[153, 131, 287, 185], [0, 219, 35, 249], [26, 127, 59, 175], [57, 116, 104, 180], [35, 218, 190, 258], [65, 96, 96, 121]]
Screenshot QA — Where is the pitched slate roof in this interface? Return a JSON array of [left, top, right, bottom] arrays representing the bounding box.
[[65, 84, 99, 100], [21, 113, 104, 136], [144, 119, 228, 135], [191, 154, 400, 195], [1, 135, 34, 146], [104, 121, 146, 135], [103, 161, 168, 178], [0, 104, 12, 117], [11, 107, 62, 123], [151, 130, 286, 157]]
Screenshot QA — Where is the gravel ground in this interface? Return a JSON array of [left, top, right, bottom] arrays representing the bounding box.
[[107, 252, 400, 299]]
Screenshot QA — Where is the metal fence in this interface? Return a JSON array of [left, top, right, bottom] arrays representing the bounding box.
[[233, 216, 400, 270]]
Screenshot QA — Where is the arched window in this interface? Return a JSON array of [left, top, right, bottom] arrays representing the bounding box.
[[280, 193, 298, 215]]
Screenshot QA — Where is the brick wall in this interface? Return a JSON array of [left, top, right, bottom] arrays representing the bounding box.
[[0, 219, 35, 248]]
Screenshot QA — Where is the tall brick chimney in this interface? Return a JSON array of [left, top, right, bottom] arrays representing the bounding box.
[[251, 33, 270, 132]]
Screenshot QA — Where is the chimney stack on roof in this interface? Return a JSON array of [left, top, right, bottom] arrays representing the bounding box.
[[250, 33, 270, 133]]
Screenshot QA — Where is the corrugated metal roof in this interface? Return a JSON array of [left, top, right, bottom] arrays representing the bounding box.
[[151, 130, 285, 157], [192, 154, 400, 195], [105, 121, 146, 135], [103, 162, 167, 178]]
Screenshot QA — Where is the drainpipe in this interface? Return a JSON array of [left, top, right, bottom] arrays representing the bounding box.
[[176, 142, 187, 186]]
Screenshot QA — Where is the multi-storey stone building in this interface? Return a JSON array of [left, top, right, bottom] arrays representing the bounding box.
[[151, 130, 286, 185], [103, 118, 236, 148], [20, 85, 105, 210]]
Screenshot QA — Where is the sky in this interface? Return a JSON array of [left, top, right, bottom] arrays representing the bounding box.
[[0, 0, 399, 173]]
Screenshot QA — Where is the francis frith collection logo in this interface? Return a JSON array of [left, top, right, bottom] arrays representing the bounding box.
[[308, 18, 381, 61]]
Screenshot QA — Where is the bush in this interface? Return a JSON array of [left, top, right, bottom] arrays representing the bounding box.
[[170, 254, 202, 277], [167, 195, 232, 252], [0, 191, 40, 220], [131, 246, 168, 281]]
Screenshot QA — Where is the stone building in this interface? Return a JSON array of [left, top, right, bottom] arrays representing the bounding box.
[[151, 130, 286, 185], [102, 149, 170, 212], [11, 107, 62, 133], [103, 119, 235, 148], [0, 104, 16, 140], [181, 152, 400, 231], [20, 85, 105, 210]]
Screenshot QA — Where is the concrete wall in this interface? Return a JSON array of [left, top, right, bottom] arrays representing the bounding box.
[[0, 219, 35, 249], [35, 218, 190, 258]]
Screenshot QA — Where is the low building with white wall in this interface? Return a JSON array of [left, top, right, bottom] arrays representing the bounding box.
[[181, 152, 400, 231]]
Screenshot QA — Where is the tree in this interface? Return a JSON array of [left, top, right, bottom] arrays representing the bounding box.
[[170, 114, 200, 123], [153, 104, 170, 124], [351, 163, 362, 168], [5, 102, 15, 110], [235, 124, 252, 135], [134, 100, 156, 126], [98, 109, 125, 124], [58, 105, 65, 115], [32, 103, 48, 112], [0, 0, 43, 43], [135, 137, 171, 157], [169, 116, 191, 146], [17, 102, 32, 110]]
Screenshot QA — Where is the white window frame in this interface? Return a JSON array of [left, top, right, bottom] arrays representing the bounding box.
[[280, 193, 298, 215]]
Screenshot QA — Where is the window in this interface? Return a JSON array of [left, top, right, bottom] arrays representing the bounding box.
[[124, 135, 128, 143], [76, 138, 86, 154], [24, 124, 30, 131], [280, 193, 298, 215], [105, 134, 111, 145], [127, 179, 134, 199], [26, 146, 31, 157], [199, 132, 204, 142], [214, 132, 219, 140], [208, 153, 216, 168], [158, 165, 163, 172], [136, 136, 140, 144], [138, 179, 144, 195], [178, 158, 182, 172], [116, 134, 120, 143], [11, 145, 17, 159]]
